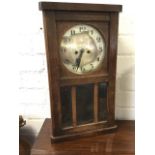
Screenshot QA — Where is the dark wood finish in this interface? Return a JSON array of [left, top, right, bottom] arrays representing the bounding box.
[[60, 73, 109, 86], [39, 2, 122, 12], [108, 13, 119, 124], [31, 119, 135, 155], [71, 86, 77, 127], [40, 2, 122, 142], [42, 11, 62, 136], [94, 83, 99, 122], [55, 11, 110, 21]]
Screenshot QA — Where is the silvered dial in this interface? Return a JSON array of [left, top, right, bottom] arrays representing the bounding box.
[[60, 24, 105, 74]]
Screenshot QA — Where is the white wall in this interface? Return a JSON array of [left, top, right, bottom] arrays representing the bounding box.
[[19, 0, 135, 136], [116, 12, 135, 120]]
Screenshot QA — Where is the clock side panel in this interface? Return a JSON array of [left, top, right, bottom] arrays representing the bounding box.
[[42, 11, 63, 136], [107, 12, 119, 124]]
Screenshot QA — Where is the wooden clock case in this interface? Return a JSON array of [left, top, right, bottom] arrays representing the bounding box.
[[39, 2, 122, 142]]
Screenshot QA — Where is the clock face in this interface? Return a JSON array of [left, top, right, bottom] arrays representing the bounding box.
[[60, 24, 105, 74]]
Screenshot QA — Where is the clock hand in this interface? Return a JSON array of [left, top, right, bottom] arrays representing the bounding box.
[[76, 49, 84, 71]]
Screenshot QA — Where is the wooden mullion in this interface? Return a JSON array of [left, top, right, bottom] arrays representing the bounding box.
[[60, 74, 109, 86], [72, 87, 77, 127], [94, 83, 99, 123]]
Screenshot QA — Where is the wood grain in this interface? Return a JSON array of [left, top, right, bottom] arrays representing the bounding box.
[[108, 13, 119, 124], [42, 11, 62, 135], [55, 11, 110, 21], [94, 83, 98, 122], [39, 2, 122, 12], [71, 87, 77, 127], [31, 119, 135, 155]]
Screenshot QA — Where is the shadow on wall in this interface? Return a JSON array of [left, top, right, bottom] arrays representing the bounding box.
[[117, 66, 135, 91], [115, 66, 135, 120]]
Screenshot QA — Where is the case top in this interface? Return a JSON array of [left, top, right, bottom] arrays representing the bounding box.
[[39, 2, 122, 12]]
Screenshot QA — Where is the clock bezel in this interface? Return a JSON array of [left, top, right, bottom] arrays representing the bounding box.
[[59, 24, 106, 75]]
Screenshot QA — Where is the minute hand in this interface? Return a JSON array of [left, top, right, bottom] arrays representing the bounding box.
[[76, 50, 84, 71]]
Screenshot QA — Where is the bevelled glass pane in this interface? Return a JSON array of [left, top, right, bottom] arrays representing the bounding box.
[[76, 84, 94, 125], [98, 83, 108, 121], [60, 86, 72, 128]]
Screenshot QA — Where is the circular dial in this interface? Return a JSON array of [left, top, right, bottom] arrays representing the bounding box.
[[60, 24, 105, 74]]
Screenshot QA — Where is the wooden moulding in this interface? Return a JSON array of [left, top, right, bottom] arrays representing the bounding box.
[[51, 124, 117, 142], [39, 2, 122, 12]]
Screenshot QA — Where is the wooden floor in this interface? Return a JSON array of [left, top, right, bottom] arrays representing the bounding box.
[[31, 119, 135, 155]]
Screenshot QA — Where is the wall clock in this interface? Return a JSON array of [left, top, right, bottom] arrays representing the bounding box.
[[39, 2, 122, 142]]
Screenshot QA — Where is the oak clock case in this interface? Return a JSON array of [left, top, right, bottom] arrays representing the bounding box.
[[39, 2, 122, 142]]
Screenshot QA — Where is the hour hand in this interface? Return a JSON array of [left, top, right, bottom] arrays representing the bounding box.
[[75, 58, 80, 71], [75, 49, 84, 71]]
